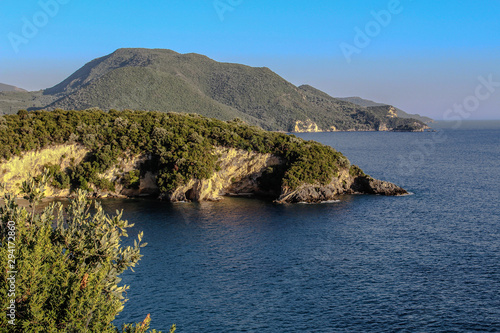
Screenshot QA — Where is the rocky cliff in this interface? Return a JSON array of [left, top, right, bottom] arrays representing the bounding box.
[[276, 169, 407, 203], [167, 147, 284, 201], [0, 144, 89, 197], [290, 105, 429, 133], [0, 144, 406, 203], [293, 119, 323, 133]]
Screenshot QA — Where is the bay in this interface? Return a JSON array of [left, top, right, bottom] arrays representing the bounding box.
[[110, 121, 500, 332]]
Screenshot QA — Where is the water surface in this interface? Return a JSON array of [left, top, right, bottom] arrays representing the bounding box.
[[109, 122, 500, 332]]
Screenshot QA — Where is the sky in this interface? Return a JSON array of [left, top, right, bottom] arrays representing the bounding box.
[[1, 0, 499, 120]]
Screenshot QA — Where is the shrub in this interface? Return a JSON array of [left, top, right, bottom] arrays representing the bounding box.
[[122, 170, 141, 189], [40, 163, 71, 189], [349, 164, 365, 177], [0, 175, 174, 332]]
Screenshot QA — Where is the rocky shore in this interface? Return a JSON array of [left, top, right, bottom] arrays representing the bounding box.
[[0, 144, 407, 204]]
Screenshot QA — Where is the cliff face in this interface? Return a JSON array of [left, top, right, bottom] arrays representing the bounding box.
[[0, 144, 156, 199], [294, 119, 323, 133], [290, 104, 429, 133], [101, 147, 283, 201], [168, 147, 284, 201], [0, 144, 406, 203], [292, 120, 340, 133], [92, 154, 154, 198], [0, 144, 89, 197]]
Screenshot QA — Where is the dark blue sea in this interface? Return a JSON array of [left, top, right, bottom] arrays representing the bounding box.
[[110, 121, 500, 332]]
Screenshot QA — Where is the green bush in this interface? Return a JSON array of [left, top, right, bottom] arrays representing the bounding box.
[[40, 163, 71, 189], [349, 164, 365, 177], [0, 175, 174, 332], [122, 170, 140, 189]]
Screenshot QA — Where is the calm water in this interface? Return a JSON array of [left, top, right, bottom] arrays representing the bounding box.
[[109, 121, 500, 332]]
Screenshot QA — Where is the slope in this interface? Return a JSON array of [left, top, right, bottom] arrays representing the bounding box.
[[337, 96, 433, 123], [2, 48, 429, 132], [0, 83, 27, 92]]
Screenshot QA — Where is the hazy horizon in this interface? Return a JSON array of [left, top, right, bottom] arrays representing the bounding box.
[[1, 0, 499, 120]]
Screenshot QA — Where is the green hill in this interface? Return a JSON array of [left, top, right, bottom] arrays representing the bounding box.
[[0, 48, 429, 132], [0, 109, 407, 203], [337, 96, 433, 123]]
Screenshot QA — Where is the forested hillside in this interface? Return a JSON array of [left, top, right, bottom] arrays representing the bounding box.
[[0, 48, 429, 132], [0, 109, 355, 199]]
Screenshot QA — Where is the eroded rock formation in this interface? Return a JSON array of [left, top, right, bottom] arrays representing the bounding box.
[[0, 145, 407, 203]]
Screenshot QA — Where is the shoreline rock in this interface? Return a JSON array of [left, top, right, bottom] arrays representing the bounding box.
[[1, 145, 408, 204], [275, 175, 407, 204]]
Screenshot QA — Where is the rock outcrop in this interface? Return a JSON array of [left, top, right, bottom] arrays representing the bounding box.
[[0, 144, 89, 197], [276, 170, 407, 203], [293, 119, 322, 133], [0, 144, 407, 204], [167, 147, 283, 202]]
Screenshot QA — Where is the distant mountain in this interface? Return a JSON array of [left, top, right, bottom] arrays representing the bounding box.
[[337, 96, 433, 123], [0, 48, 429, 132], [0, 83, 27, 92]]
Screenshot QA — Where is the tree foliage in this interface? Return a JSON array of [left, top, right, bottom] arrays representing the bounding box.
[[0, 174, 173, 332], [0, 109, 353, 195]]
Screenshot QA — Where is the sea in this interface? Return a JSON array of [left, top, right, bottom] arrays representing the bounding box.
[[110, 121, 500, 332]]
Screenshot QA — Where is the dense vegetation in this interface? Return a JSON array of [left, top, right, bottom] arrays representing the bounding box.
[[337, 96, 433, 123], [0, 109, 356, 196], [0, 48, 428, 132], [0, 175, 174, 332], [298, 85, 429, 131], [0, 90, 58, 115]]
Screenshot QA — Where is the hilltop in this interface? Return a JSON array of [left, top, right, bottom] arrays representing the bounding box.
[[0, 83, 27, 92], [0, 48, 428, 132]]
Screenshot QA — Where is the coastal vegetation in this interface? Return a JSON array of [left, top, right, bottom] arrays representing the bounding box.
[[0, 109, 356, 198], [337, 96, 433, 124], [0, 175, 174, 332]]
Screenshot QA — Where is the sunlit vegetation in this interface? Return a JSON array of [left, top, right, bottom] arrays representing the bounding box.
[[1, 49, 428, 132], [0, 175, 175, 332], [0, 109, 354, 195]]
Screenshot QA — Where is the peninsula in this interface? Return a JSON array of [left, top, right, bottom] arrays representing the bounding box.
[[0, 110, 407, 203]]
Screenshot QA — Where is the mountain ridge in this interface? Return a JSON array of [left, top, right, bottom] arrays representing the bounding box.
[[1, 48, 429, 132], [0, 83, 27, 92]]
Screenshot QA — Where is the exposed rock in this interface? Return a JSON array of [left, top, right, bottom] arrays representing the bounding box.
[[0, 144, 407, 204], [166, 147, 284, 202], [96, 154, 159, 197], [0, 144, 89, 197], [276, 171, 407, 203], [121, 171, 159, 197], [293, 119, 322, 133], [386, 106, 398, 118], [349, 176, 408, 196], [377, 123, 389, 131]]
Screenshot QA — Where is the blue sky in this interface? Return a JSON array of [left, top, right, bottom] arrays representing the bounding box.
[[1, 0, 499, 119]]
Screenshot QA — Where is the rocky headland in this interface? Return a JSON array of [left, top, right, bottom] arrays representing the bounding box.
[[0, 110, 407, 204]]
